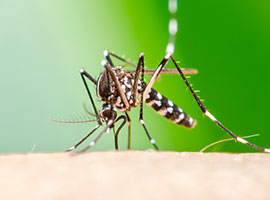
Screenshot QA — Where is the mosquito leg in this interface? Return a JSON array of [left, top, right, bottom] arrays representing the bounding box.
[[139, 97, 160, 150], [139, 55, 160, 150], [124, 68, 198, 75], [114, 115, 127, 150], [166, 0, 178, 55], [132, 53, 144, 106], [142, 53, 171, 102], [80, 69, 101, 124], [103, 50, 114, 67], [80, 122, 113, 153], [65, 124, 101, 152], [107, 51, 137, 67], [169, 56, 270, 153], [104, 51, 198, 76], [125, 112, 131, 150]]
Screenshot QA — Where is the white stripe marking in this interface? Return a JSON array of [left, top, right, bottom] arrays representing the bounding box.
[[166, 43, 175, 55], [167, 107, 173, 113], [265, 149, 270, 153], [150, 139, 156, 144], [67, 146, 75, 151], [101, 60, 107, 66], [175, 113, 185, 123], [205, 111, 217, 122], [89, 141, 95, 146], [188, 117, 194, 125], [168, 100, 173, 107], [155, 100, 162, 107], [116, 96, 121, 104], [127, 91, 132, 100], [123, 76, 128, 83], [237, 137, 248, 144], [169, 0, 177, 13], [103, 50, 109, 57], [169, 18, 178, 35], [121, 85, 126, 92], [157, 92, 162, 100], [165, 52, 171, 59]]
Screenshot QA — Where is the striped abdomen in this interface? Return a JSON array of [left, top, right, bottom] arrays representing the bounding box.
[[145, 88, 196, 128]]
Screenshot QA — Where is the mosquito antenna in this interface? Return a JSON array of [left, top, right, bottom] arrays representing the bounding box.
[[49, 118, 98, 124], [83, 103, 99, 117], [200, 134, 261, 152]]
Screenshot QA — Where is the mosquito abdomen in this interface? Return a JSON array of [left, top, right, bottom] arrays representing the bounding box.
[[145, 88, 196, 128]]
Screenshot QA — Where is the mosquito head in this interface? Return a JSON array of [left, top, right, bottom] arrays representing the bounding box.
[[100, 103, 117, 125]]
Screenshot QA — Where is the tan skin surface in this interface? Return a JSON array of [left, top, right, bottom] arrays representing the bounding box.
[[1, 151, 270, 200]]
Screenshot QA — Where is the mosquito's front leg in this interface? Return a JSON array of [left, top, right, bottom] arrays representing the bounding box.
[[65, 124, 101, 152], [138, 53, 160, 150], [80, 69, 101, 124]]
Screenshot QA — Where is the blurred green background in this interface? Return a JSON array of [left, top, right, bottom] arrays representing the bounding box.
[[0, 0, 269, 153]]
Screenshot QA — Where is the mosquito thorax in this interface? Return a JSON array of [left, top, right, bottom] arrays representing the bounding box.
[[96, 66, 144, 112]]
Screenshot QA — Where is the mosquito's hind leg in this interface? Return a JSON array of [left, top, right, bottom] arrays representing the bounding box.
[[169, 56, 270, 153]]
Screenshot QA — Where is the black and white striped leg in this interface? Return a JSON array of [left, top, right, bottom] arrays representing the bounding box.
[[80, 122, 113, 153], [125, 112, 131, 150], [65, 124, 101, 152], [139, 55, 160, 150], [103, 50, 114, 67], [139, 103, 160, 150], [169, 56, 270, 153], [114, 115, 127, 150], [166, 0, 178, 55]]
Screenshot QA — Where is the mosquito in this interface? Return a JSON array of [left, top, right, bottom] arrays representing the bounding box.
[[54, 0, 270, 153]]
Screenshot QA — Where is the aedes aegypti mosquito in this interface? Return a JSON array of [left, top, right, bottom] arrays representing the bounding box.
[[53, 0, 270, 153]]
